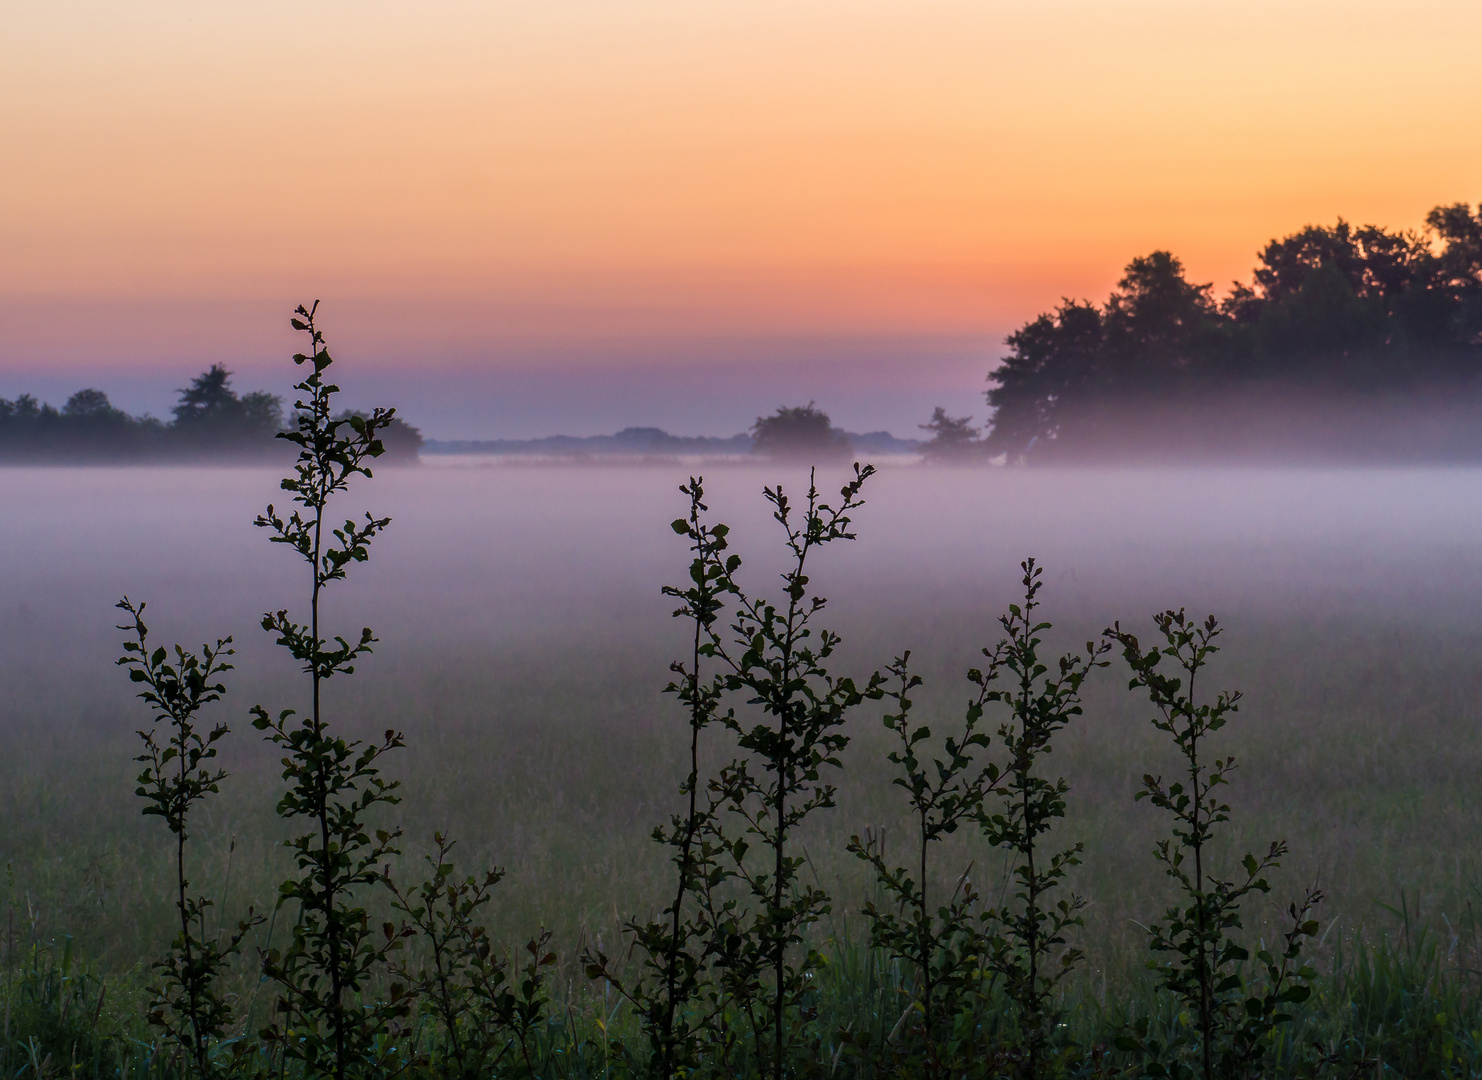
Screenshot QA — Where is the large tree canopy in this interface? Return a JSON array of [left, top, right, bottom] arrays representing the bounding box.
[[985, 203, 1482, 462]]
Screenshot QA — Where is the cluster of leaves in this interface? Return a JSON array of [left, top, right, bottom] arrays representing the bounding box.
[[976, 561, 1110, 1074], [843, 650, 1001, 1075], [248, 302, 410, 1080], [582, 477, 737, 1077], [587, 467, 885, 1079], [703, 465, 882, 1078], [836, 561, 1108, 1076], [835, 573, 1324, 1078], [385, 834, 555, 1078], [115, 599, 260, 1079]]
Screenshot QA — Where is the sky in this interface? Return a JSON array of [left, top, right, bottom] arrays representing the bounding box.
[[3, 1, 1481, 438]]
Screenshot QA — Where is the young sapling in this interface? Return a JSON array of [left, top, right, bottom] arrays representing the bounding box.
[[385, 833, 556, 1079], [979, 559, 1109, 1075], [1108, 610, 1321, 1080], [117, 598, 260, 1077], [251, 302, 409, 1080], [847, 650, 1002, 1074], [699, 464, 882, 1078], [583, 476, 739, 1078]]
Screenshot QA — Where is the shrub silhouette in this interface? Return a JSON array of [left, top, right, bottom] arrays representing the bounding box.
[[750, 402, 852, 462]]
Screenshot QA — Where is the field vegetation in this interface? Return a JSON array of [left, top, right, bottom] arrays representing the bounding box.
[[3, 318, 1482, 1076]]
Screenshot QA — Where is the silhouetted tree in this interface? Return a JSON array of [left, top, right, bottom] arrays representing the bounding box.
[[63, 389, 122, 420], [0, 366, 283, 460], [1100, 251, 1222, 391], [171, 365, 283, 450], [750, 402, 851, 462], [984, 300, 1102, 462], [917, 406, 982, 462], [985, 202, 1482, 462], [0, 388, 163, 460]]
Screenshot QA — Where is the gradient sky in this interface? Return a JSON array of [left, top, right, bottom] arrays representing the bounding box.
[[3, 0, 1480, 437]]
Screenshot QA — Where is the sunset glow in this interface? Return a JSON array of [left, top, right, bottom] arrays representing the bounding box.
[[3, 0, 1480, 433]]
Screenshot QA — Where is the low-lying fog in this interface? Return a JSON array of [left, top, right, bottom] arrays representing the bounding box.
[[8, 462, 1478, 677], [4, 461, 1481, 966]]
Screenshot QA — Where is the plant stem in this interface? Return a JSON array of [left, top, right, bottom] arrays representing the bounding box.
[[1188, 662, 1211, 1080]]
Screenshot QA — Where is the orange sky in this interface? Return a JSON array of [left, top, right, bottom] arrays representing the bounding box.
[[2, 0, 1480, 431]]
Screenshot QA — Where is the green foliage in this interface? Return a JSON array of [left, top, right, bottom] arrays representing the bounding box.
[[334, 410, 424, 464], [115, 598, 259, 1078], [0, 936, 159, 1080], [706, 464, 880, 1079], [54, 298, 1482, 1079], [845, 650, 1001, 1075], [250, 302, 409, 1080], [583, 476, 738, 1077], [1108, 610, 1321, 1080], [623, 465, 879, 1077], [386, 834, 555, 1079], [977, 560, 1109, 1074]]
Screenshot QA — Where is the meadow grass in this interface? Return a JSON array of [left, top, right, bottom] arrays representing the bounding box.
[[2, 464, 1482, 1073]]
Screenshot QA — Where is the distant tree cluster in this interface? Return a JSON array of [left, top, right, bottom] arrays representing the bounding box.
[[170, 364, 285, 450], [0, 364, 423, 463], [0, 389, 165, 461], [957, 201, 1482, 463], [750, 401, 852, 461]]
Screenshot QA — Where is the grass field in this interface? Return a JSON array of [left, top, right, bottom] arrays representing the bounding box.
[[3, 462, 1482, 1071]]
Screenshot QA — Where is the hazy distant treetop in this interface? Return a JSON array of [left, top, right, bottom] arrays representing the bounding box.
[[172, 364, 283, 447], [0, 386, 162, 460], [918, 406, 982, 462], [985, 200, 1482, 463], [63, 388, 125, 420], [750, 402, 852, 462], [172, 365, 236, 424]]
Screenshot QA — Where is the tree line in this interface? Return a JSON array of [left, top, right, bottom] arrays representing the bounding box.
[[0, 365, 422, 462], [919, 200, 1482, 464]]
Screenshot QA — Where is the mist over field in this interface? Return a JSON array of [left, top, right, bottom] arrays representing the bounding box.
[[3, 461, 1481, 982]]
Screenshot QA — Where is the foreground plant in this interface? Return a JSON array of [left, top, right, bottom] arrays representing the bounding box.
[[251, 301, 409, 1080], [117, 599, 258, 1077], [583, 476, 738, 1077], [846, 650, 1003, 1075], [709, 465, 882, 1078], [979, 559, 1109, 1075], [386, 833, 555, 1078], [1108, 610, 1321, 1080]]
